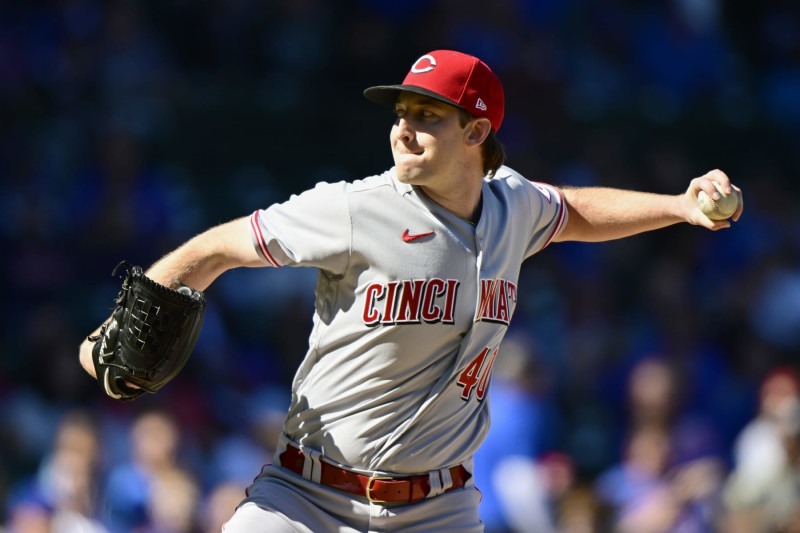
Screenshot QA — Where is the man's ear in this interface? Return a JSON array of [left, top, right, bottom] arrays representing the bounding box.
[[464, 118, 492, 147]]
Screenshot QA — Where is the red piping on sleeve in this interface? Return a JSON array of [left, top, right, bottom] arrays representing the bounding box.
[[250, 211, 281, 267], [542, 186, 567, 249]]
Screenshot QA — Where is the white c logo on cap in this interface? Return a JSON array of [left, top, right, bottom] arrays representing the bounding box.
[[411, 54, 436, 74]]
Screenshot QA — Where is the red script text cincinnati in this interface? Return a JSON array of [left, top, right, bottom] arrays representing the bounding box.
[[361, 278, 517, 326]]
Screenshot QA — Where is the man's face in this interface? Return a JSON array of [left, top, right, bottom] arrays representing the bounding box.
[[390, 92, 468, 185]]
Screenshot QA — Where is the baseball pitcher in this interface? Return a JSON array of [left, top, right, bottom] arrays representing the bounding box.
[[79, 50, 743, 532]]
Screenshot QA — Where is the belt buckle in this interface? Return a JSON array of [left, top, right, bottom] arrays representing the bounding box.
[[366, 475, 393, 503]]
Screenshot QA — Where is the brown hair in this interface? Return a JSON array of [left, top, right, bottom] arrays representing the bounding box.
[[459, 110, 506, 177]]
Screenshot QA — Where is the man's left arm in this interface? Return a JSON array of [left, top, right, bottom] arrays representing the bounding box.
[[553, 169, 743, 243]]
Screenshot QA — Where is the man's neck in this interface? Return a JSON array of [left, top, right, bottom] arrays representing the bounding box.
[[418, 175, 484, 224]]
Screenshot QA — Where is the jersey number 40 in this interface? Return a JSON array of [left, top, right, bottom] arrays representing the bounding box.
[[457, 346, 498, 402]]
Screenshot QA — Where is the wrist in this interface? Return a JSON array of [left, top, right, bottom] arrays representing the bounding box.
[[79, 338, 97, 379]]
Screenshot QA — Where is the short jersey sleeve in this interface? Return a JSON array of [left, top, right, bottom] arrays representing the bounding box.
[[519, 178, 568, 259], [249, 181, 352, 274]]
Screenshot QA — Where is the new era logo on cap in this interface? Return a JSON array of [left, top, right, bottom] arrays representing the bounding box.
[[364, 50, 505, 132]]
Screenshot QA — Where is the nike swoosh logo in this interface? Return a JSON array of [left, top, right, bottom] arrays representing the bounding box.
[[402, 229, 435, 242]]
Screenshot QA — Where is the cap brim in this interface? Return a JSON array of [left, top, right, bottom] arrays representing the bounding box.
[[364, 84, 465, 111]]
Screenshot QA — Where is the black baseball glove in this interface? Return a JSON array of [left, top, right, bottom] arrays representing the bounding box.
[[88, 261, 206, 401]]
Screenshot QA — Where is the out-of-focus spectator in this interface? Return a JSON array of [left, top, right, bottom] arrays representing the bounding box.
[[137, 468, 201, 533], [491, 451, 577, 533], [556, 484, 602, 533], [202, 482, 246, 533], [597, 353, 728, 533], [473, 334, 561, 532], [4, 409, 108, 532], [595, 425, 673, 529], [4, 501, 52, 533], [627, 357, 678, 431], [101, 410, 182, 533], [41, 411, 102, 514], [597, 417, 726, 533], [722, 367, 800, 532], [665, 415, 726, 532]]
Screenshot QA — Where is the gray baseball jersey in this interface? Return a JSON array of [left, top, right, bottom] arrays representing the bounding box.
[[248, 164, 566, 475]]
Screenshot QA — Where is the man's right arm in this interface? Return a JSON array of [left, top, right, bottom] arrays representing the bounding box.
[[143, 216, 265, 291], [553, 169, 742, 243], [79, 216, 264, 379]]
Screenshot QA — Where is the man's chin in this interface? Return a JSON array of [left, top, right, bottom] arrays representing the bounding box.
[[394, 164, 426, 184]]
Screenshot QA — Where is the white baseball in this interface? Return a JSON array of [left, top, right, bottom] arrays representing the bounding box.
[[697, 182, 740, 220]]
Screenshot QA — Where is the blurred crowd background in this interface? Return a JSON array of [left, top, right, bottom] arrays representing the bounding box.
[[2, 0, 800, 531]]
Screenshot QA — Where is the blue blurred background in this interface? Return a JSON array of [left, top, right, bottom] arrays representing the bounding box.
[[2, 0, 800, 531]]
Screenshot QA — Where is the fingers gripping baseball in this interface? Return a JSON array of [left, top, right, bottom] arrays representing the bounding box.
[[683, 169, 743, 229]]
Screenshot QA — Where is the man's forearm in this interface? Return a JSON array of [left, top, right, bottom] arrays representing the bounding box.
[[554, 187, 685, 242], [78, 239, 225, 382], [554, 170, 742, 242], [146, 243, 229, 291], [79, 217, 263, 380], [146, 217, 263, 290]]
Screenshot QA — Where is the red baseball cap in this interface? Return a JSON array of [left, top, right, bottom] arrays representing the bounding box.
[[364, 50, 505, 132]]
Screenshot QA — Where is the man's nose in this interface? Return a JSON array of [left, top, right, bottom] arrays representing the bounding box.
[[395, 117, 415, 143]]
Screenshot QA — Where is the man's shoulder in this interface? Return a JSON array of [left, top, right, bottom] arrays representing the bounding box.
[[487, 165, 559, 189], [485, 165, 561, 204], [299, 169, 396, 196], [303, 169, 395, 190], [348, 168, 405, 194], [485, 165, 534, 192]]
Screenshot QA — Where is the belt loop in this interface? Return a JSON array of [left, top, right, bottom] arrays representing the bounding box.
[[302, 446, 323, 484], [439, 467, 453, 492], [428, 470, 444, 498], [461, 458, 474, 487], [274, 433, 289, 463]]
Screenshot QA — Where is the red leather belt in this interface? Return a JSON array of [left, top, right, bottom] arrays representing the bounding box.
[[278, 444, 470, 504]]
